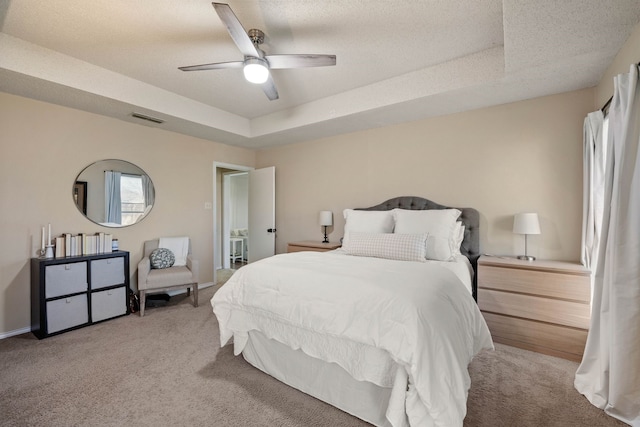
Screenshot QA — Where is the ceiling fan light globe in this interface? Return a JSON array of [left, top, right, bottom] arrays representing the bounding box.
[[243, 59, 269, 84]]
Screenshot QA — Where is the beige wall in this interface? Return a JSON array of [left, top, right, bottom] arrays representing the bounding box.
[[257, 88, 594, 262], [0, 92, 255, 336]]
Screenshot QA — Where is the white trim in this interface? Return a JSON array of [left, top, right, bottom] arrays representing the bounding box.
[[225, 171, 249, 178], [0, 326, 31, 340], [222, 174, 231, 269], [213, 162, 253, 285]]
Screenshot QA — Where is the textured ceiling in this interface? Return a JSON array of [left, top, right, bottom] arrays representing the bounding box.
[[1, 0, 639, 148]]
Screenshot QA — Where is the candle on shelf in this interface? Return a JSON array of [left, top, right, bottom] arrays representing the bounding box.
[[41, 226, 45, 250], [47, 223, 51, 246]]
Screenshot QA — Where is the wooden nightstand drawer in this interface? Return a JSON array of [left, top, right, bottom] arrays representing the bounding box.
[[478, 289, 590, 329], [287, 241, 341, 253], [482, 312, 588, 361], [479, 265, 590, 302]]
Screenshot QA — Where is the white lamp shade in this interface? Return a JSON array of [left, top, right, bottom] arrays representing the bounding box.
[[513, 213, 541, 235], [319, 211, 333, 226], [243, 58, 269, 84]]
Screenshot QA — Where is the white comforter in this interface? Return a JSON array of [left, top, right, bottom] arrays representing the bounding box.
[[211, 251, 493, 427]]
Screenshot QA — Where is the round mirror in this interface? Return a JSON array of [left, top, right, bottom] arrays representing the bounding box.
[[74, 159, 155, 228]]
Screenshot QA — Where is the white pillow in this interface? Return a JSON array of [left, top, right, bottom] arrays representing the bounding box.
[[158, 236, 189, 267], [342, 232, 428, 262], [452, 221, 465, 256], [392, 209, 462, 261], [343, 209, 395, 246]]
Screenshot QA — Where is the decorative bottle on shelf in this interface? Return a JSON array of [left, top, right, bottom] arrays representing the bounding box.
[[112, 239, 119, 252], [44, 245, 54, 258]]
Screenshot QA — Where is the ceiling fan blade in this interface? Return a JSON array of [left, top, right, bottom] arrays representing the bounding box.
[[261, 74, 279, 101], [265, 54, 336, 69], [179, 61, 243, 71], [212, 2, 261, 58]]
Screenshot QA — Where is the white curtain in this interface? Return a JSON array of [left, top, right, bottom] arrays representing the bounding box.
[[104, 170, 122, 224], [142, 174, 154, 208], [581, 110, 605, 271], [575, 64, 640, 426]]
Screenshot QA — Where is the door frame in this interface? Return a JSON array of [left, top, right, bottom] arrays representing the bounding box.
[[213, 161, 253, 285]]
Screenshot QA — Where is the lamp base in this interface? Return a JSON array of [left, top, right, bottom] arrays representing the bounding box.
[[517, 255, 536, 261]]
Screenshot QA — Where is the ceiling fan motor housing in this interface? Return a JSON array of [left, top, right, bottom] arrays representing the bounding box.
[[248, 29, 264, 45]]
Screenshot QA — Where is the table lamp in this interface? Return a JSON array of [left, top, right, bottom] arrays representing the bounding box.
[[319, 211, 333, 243], [513, 213, 540, 261]]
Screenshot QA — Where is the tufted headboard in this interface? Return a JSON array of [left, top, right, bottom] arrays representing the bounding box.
[[356, 196, 480, 300]]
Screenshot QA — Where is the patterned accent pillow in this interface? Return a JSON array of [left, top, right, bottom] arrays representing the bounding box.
[[150, 248, 175, 269], [342, 232, 428, 262]]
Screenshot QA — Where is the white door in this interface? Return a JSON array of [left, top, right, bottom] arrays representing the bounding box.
[[248, 166, 276, 262]]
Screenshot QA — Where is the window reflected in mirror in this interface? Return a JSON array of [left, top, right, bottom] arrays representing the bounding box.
[[74, 160, 155, 228]]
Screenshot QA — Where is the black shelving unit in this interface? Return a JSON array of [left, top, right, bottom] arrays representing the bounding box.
[[31, 251, 130, 339]]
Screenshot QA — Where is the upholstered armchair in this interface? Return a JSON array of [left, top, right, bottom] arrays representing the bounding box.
[[137, 237, 199, 317]]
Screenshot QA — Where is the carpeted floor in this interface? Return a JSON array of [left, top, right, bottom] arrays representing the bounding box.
[[0, 272, 625, 427]]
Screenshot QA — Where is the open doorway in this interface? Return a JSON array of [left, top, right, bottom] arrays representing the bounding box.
[[213, 162, 276, 286], [223, 171, 249, 269], [213, 162, 252, 285]]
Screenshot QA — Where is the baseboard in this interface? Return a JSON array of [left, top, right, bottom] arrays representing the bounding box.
[[0, 326, 31, 340]]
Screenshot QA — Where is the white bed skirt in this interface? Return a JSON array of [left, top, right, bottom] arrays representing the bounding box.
[[242, 330, 402, 427]]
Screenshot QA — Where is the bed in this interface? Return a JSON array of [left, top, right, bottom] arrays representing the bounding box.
[[211, 196, 493, 427]]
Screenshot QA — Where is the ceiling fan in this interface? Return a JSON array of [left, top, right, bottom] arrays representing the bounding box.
[[179, 2, 337, 101]]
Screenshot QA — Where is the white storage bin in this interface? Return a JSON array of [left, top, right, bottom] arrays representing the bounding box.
[[45, 262, 88, 299], [46, 295, 89, 333], [91, 287, 127, 322], [91, 257, 125, 290]]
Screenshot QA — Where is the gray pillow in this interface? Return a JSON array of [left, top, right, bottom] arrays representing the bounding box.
[[150, 248, 175, 269]]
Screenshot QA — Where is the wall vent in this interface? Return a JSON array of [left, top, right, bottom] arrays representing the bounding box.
[[131, 112, 164, 124]]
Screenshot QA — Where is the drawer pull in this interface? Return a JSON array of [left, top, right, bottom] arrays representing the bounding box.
[[65, 265, 71, 270], [107, 291, 112, 295], [66, 298, 72, 303]]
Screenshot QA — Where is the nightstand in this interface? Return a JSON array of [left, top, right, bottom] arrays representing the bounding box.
[[477, 256, 591, 362], [287, 241, 341, 253]]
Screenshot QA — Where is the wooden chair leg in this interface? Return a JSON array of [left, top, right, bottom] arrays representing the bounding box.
[[193, 284, 198, 308], [139, 290, 146, 317]]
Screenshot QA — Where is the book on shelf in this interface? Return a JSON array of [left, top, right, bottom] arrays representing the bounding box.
[[80, 233, 87, 255], [104, 234, 113, 253], [53, 232, 115, 257], [71, 235, 79, 257], [55, 236, 65, 258], [64, 233, 72, 257]]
